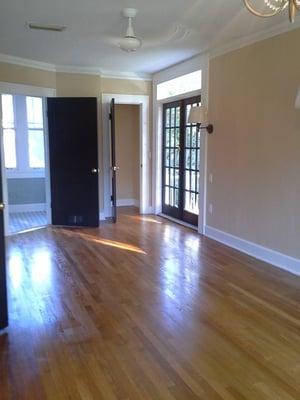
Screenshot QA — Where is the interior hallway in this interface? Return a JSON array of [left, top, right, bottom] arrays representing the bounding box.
[[1, 207, 299, 399]]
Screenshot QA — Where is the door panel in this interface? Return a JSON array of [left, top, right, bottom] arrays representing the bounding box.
[[0, 142, 8, 329], [162, 101, 181, 219], [47, 98, 99, 227], [110, 99, 117, 223], [182, 97, 201, 226], [162, 96, 201, 226]]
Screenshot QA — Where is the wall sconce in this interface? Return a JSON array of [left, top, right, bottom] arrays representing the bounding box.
[[188, 106, 214, 134]]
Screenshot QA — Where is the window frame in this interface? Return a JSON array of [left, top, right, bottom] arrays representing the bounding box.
[[1, 94, 17, 170], [26, 96, 46, 170], [1, 94, 46, 178]]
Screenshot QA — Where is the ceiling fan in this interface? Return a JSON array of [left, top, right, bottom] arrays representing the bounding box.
[[118, 8, 142, 52]]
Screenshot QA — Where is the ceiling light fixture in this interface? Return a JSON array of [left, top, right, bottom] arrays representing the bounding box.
[[243, 0, 300, 23], [119, 8, 142, 52], [27, 22, 66, 32]]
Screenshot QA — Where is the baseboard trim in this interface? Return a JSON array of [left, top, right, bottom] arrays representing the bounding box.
[[9, 203, 46, 213], [204, 226, 300, 276], [117, 199, 140, 207]]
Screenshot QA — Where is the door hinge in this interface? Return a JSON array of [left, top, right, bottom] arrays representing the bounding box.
[[109, 113, 112, 120], [111, 195, 114, 201]]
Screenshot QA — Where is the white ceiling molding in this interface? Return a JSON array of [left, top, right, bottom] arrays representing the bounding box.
[[55, 65, 102, 76], [0, 52, 152, 80], [100, 71, 152, 81], [0, 53, 56, 72], [210, 18, 300, 59]]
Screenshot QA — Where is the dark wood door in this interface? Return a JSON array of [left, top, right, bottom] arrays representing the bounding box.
[[162, 96, 201, 226], [110, 99, 117, 223], [47, 98, 99, 227], [0, 145, 8, 330]]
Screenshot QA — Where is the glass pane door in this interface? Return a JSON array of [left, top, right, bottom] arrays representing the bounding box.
[[162, 101, 181, 219], [183, 97, 201, 225], [162, 96, 201, 226]]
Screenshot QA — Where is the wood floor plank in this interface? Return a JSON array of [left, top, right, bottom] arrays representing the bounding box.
[[0, 207, 299, 399]]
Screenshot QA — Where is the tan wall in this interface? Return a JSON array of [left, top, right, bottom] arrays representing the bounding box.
[[101, 77, 151, 96], [115, 104, 140, 202], [0, 62, 56, 88], [208, 28, 300, 259], [56, 73, 101, 97]]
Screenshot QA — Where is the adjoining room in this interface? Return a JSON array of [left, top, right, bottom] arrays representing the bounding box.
[[115, 104, 140, 211], [1, 94, 49, 234]]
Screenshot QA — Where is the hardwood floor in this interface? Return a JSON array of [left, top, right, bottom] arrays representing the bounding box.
[[1, 207, 299, 399]]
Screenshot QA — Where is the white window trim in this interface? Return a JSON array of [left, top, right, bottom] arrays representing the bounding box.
[[2, 94, 46, 178]]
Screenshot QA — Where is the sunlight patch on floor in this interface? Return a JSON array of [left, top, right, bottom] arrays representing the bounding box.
[[74, 232, 147, 255], [128, 215, 162, 224]]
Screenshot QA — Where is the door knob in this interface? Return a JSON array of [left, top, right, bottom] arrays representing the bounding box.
[[112, 166, 120, 172], [91, 168, 99, 174], [0, 203, 5, 211]]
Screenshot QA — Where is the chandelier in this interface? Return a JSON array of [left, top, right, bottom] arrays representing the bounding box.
[[243, 0, 300, 22]]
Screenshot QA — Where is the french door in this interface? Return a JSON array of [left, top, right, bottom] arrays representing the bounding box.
[[162, 96, 201, 226]]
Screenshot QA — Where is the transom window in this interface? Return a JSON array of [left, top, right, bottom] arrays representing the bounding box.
[[157, 70, 202, 101]]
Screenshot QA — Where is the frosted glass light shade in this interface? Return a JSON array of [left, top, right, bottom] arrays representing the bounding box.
[[119, 36, 142, 52], [188, 106, 208, 124]]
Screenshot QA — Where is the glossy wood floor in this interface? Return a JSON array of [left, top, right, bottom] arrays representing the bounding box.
[[1, 207, 299, 399]]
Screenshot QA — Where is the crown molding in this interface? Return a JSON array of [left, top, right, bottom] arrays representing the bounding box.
[[0, 53, 56, 72], [100, 71, 152, 81], [209, 19, 300, 59], [55, 65, 102, 76], [0, 52, 152, 81]]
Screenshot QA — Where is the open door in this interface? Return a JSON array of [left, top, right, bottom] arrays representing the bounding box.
[[0, 142, 8, 330], [47, 98, 99, 227], [110, 99, 117, 223]]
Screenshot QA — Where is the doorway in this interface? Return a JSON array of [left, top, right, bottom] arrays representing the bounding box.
[[162, 95, 201, 226], [1, 94, 50, 234], [115, 104, 140, 212], [102, 93, 150, 220]]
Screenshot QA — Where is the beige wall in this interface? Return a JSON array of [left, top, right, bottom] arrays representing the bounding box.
[[101, 77, 151, 96], [115, 104, 140, 202], [56, 73, 101, 97], [0, 62, 56, 88], [208, 28, 300, 259]]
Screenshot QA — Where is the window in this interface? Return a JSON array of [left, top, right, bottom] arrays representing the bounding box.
[[1, 94, 45, 174], [1, 95, 17, 169], [157, 70, 202, 100], [26, 97, 45, 168]]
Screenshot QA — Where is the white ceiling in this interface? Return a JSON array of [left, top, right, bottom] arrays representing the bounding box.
[[0, 0, 299, 76]]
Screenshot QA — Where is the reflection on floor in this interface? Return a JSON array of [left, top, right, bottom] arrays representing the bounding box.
[[9, 211, 47, 234], [2, 207, 300, 399]]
